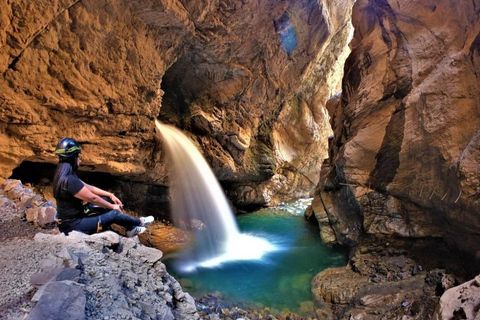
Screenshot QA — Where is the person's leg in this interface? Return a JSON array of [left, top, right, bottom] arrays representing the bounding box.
[[98, 210, 141, 231], [69, 216, 102, 235]]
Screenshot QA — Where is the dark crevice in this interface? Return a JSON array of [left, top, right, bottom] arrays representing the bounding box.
[[7, 54, 22, 71], [158, 58, 192, 127], [368, 103, 405, 188]]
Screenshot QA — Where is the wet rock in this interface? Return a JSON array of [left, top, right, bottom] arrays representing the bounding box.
[[311, 245, 451, 319]]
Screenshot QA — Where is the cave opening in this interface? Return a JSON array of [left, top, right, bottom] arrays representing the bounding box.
[[9, 161, 171, 220], [158, 57, 191, 126]]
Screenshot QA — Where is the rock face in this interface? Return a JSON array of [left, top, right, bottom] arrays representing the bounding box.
[[307, 1, 480, 317], [310, 0, 480, 254], [0, 0, 354, 209], [29, 231, 199, 320]]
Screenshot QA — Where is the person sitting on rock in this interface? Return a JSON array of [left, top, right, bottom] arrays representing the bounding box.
[[53, 137, 154, 237]]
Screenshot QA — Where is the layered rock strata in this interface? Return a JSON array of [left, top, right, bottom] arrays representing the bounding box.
[[0, 0, 354, 210], [310, 0, 480, 256]]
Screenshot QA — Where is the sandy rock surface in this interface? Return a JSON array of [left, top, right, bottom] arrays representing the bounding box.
[[0, 235, 56, 319]]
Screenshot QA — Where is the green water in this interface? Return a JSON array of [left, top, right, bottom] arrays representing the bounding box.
[[163, 200, 347, 315]]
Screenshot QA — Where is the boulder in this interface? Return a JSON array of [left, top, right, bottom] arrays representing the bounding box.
[[27, 281, 86, 320], [432, 275, 480, 320], [26, 206, 56, 227], [312, 247, 451, 319], [30, 231, 199, 319]]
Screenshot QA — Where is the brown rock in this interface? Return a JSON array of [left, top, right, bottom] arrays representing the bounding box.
[[312, 268, 370, 305], [0, 0, 355, 208], [36, 206, 57, 227], [314, 0, 480, 256], [312, 248, 444, 319], [310, 195, 337, 244]]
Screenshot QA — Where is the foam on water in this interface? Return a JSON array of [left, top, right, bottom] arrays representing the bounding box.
[[155, 120, 276, 271]]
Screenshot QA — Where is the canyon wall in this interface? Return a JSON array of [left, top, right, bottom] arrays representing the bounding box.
[[0, 0, 354, 211], [311, 0, 480, 253]]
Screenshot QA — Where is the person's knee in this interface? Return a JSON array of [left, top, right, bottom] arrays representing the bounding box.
[[105, 210, 122, 218]]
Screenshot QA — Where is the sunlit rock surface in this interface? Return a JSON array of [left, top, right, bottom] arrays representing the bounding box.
[[311, 0, 480, 252], [0, 0, 354, 208]]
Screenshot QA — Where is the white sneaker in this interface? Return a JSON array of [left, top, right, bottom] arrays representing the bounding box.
[[126, 226, 146, 238], [140, 216, 154, 227]]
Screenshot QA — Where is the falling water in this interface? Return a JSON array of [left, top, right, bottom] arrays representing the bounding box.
[[155, 120, 275, 272]]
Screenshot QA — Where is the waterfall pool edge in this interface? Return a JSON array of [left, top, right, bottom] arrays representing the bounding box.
[[161, 199, 349, 316]]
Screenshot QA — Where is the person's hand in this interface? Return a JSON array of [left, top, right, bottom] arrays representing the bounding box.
[[110, 194, 123, 207], [111, 204, 123, 212]]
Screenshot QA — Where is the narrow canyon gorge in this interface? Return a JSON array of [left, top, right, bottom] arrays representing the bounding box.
[[0, 0, 479, 319]]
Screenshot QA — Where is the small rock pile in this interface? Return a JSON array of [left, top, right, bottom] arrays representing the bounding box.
[[194, 293, 317, 320], [0, 179, 56, 228]]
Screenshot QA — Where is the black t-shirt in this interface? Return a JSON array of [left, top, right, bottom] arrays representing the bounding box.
[[56, 174, 85, 220]]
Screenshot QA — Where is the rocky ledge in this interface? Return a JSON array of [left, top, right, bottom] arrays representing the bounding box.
[[26, 231, 198, 320]]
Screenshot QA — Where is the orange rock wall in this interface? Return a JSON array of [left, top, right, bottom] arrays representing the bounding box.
[[0, 0, 354, 208], [314, 0, 480, 252]]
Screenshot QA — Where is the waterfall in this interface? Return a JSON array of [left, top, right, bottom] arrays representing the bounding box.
[[155, 120, 275, 271]]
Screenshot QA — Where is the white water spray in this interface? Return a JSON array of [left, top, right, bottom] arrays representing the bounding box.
[[155, 120, 275, 271]]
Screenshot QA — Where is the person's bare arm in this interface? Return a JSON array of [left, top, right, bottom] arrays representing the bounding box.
[[75, 186, 122, 212], [81, 182, 123, 206]]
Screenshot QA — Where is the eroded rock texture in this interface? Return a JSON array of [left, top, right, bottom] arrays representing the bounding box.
[[0, 0, 354, 210], [311, 0, 480, 254]]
